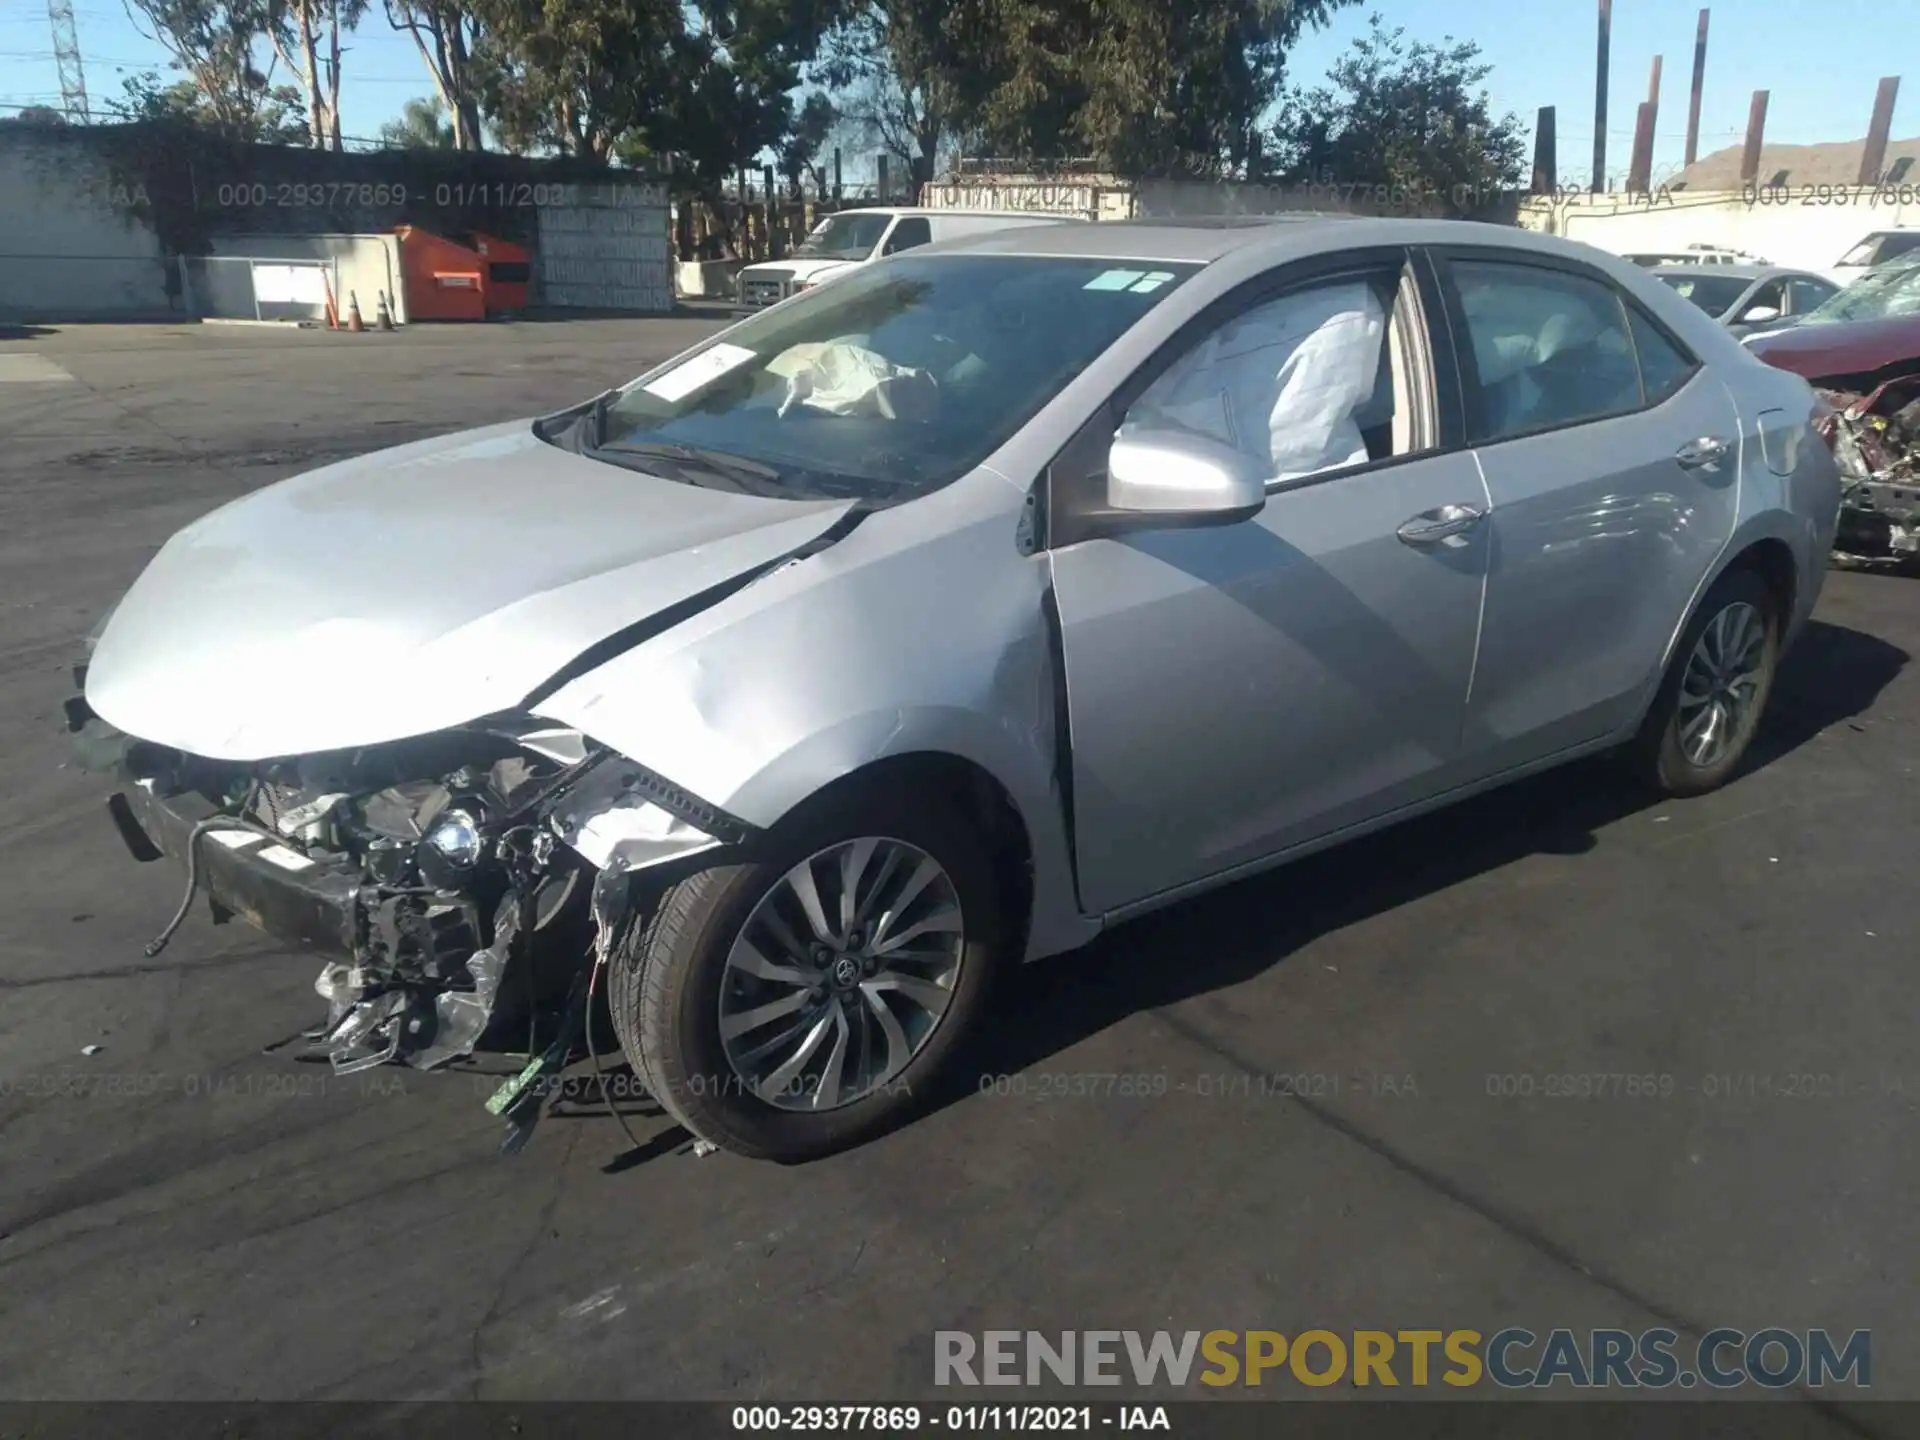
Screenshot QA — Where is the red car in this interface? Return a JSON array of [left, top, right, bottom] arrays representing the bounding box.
[[1748, 261, 1920, 559]]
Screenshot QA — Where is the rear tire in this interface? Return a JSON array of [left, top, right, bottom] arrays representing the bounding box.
[[1630, 567, 1780, 797], [608, 787, 1005, 1162]]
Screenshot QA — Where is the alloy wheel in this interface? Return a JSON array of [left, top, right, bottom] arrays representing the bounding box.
[[717, 837, 965, 1112], [1676, 600, 1767, 768]]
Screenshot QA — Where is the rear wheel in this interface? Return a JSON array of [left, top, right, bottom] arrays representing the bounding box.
[[608, 790, 1004, 1162], [1631, 568, 1780, 796]]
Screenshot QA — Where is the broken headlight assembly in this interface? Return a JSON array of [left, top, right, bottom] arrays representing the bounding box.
[[111, 716, 733, 1052]]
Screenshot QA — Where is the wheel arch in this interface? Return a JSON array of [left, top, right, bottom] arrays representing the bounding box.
[[1657, 523, 1804, 680], [708, 709, 1095, 965], [768, 751, 1039, 963]]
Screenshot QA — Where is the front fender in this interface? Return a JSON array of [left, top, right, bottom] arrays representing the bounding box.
[[531, 480, 1098, 963]]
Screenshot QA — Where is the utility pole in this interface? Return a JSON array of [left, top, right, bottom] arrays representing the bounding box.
[[47, 0, 89, 122], [1592, 0, 1612, 191], [1684, 9, 1709, 167]]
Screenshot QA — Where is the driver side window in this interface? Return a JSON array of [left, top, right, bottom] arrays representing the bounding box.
[[883, 218, 931, 255], [1120, 269, 1414, 486], [1742, 280, 1785, 318]]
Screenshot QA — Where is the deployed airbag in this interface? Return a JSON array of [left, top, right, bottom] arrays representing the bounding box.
[[775, 341, 941, 422], [1124, 281, 1387, 483]]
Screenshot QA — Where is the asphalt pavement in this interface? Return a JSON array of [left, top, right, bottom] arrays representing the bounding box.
[[1, 319, 1917, 1418]]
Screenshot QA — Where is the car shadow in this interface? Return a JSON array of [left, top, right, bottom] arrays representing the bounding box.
[[920, 618, 1908, 1120], [0, 322, 56, 341]]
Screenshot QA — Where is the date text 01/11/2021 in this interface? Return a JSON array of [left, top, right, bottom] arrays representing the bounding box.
[[730, 1407, 1169, 1432]]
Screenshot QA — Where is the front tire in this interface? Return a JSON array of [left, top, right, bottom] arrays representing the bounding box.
[[1631, 567, 1780, 796], [608, 789, 1005, 1162]]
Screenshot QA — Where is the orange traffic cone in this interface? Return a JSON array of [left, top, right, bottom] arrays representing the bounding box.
[[375, 290, 394, 331], [346, 291, 365, 332]]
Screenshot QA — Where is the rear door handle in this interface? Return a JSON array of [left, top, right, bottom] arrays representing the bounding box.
[[1675, 435, 1732, 469], [1396, 503, 1486, 545]]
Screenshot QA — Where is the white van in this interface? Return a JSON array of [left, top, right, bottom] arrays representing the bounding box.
[[1826, 229, 1920, 286], [734, 207, 1083, 309]]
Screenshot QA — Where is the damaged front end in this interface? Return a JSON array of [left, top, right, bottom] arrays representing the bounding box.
[[1816, 378, 1920, 561], [68, 687, 739, 1103]]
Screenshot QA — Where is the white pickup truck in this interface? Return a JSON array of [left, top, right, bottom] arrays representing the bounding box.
[[734, 207, 1082, 310]]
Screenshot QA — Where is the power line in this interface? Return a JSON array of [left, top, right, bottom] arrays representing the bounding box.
[[0, 49, 156, 64]]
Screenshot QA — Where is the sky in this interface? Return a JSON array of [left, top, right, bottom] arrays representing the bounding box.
[[0, 0, 1906, 183]]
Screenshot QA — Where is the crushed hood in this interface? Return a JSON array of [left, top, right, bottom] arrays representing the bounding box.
[[86, 421, 855, 760]]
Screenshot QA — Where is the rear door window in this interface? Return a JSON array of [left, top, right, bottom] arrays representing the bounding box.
[[1626, 307, 1699, 405], [1444, 260, 1642, 443]]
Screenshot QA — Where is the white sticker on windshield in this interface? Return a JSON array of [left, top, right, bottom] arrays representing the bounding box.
[[642, 342, 757, 402], [1084, 269, 1147, 291], [1130, 271, 1176, 293]]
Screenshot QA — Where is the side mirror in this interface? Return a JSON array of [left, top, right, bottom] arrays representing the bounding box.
[[1105, 428, 1267, 528], [1739, 304, 1780, 324]]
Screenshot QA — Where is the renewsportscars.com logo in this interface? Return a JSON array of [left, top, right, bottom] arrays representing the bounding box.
[[934, 1328, 1871, 1390]]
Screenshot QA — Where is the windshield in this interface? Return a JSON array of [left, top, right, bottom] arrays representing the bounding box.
[[1799, 264, 1920, 325], [559, 255, 1197, 502], [792, 212, 894, 261], [1657, 273, 1753, 317]]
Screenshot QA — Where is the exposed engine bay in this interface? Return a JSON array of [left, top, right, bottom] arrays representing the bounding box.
[[69, 699, 742, 1149], [1817, 378, 1920, 562]]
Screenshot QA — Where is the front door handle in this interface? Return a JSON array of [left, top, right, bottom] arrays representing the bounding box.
[[1675, 435, 1732, 469], [1396, 503, 1486, 545]]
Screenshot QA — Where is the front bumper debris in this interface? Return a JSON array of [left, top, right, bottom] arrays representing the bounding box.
[[116, 776, 360, 954], [68, 684, 753, 1152], [1817, 379, 1920, 561]]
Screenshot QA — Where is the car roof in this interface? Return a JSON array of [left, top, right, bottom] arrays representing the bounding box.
[[1650, 264, 1815, 282], [927, 214, 1668, 268], [832, 206, 1071, 221], [932, 214, 1360, 262]]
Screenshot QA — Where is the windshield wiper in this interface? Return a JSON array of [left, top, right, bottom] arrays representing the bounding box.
[[599, 440, 788, 495], [596, 440, 894, 502]]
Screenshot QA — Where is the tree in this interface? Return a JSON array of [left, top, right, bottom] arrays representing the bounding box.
[[1266, 15, 1526, 210], [379, 94, 454, 147], [386, 0, 484, 149], [808, 0, 1353, 183], [1068, 0, 1359, 176], [109, 64, 310, 142], [811, 1, 986, 194], [778, 90, 835, 196], [266, 0, 368, 150], [119, 0, 307, 140], [4, 105, 68, 125], [470, 0, 686, 160]]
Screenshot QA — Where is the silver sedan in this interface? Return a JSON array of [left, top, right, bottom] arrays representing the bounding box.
[[1653, 263, 1840, 337], [75, 217, 1842, 1161]]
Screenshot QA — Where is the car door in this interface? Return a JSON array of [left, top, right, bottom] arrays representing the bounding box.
[[1044, 251, 1492, 917], [1427, 247, 1743, 774]]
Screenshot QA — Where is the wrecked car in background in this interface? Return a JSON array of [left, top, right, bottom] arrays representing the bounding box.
[[71, 218, 1839, 1164], [1748, 259, 1920, 561]]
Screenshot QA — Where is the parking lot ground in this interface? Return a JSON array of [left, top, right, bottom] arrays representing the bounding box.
[[0, 321, 1917, 1419]]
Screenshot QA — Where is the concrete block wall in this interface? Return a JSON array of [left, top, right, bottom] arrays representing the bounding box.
[[1518, 191, 1920, 272], [0, 133, 177, 319]]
